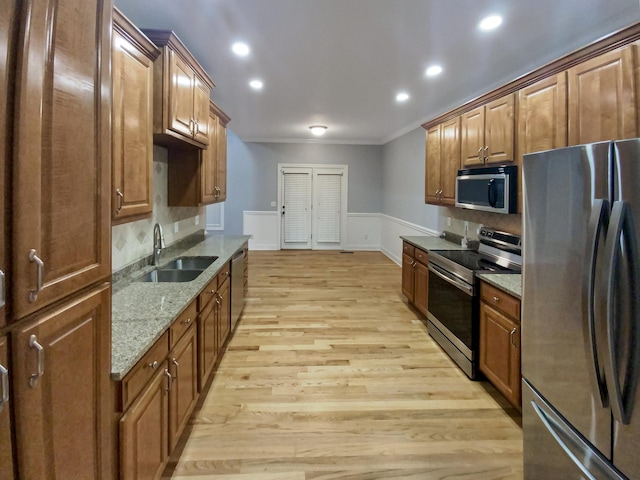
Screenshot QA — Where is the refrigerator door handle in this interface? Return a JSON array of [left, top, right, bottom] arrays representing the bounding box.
[[602, 201, 640, 425], [584, 199, 609, 408]]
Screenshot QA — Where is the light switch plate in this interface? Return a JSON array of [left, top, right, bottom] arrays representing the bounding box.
[[195, 215, 200, 225], [174, 222, 179, 233], [270, 201, 276, 207]]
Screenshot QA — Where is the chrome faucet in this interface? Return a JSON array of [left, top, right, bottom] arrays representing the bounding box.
[[153, 223, 165, 266]]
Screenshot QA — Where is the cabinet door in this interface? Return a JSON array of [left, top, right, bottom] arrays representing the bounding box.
[[479, 302, 521, 408], [168, 51, 196, 139], [216, 120, 228, 202], [12, 284, 111, 480], [217, 277, 231, 350], [12, 0, 111, 320], [200, 112, 218, 204], [440, 117, 460, 204], [192, 76, 211, 146], [414, 261, 429, 317], [168, 324, 198, 451], [485, 94, 515, 165], [112, 27, 154, 222], [568, 45, 637, 145], [0, 336, 13, 480], [425, 125, 441, 204], [460, 106, 485, 167], [401, 253, 415, 302], [120, 365, 169, 480], [198, 299, 218, 390], [0, 0, 17, 329]]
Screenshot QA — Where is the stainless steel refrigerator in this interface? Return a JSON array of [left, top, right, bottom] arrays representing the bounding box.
[[522, 140, 640, 480]]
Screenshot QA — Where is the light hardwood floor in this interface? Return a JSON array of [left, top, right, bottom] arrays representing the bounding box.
[[165, 250, 523, 479]]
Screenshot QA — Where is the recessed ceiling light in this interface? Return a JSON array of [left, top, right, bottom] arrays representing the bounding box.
[[396, 92, 410, 102], [231, 42, 250, 57], [249, 79, 263, 90], [479, 15, 502, 31], [309, 125, 328, 136], [425, 65, 443, 77]]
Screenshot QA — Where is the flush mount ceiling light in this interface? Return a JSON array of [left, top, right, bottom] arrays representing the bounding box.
[[479, 15, 503, 31], [309, 125, 328, 136], [249, 79, 263, 90], [396, 92, 410, 102], [425, 65, 443, 77], [231, 41, 250, 57]]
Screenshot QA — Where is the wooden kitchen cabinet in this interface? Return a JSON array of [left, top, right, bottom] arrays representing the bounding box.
[[461, 94, 515, 167], [168, 100, 231, 206], [112, 8, 160, 224], [0, 336, 13, 480], [568, 45, 637, 145], [11, 0, 112, 320], [401, 242, 429, 316], [12, 283, 112, 479], [143, 29, 215, 149], [425, 117, 460, 205], [217, 276, 231, 350], [479, 281, 521, 409]]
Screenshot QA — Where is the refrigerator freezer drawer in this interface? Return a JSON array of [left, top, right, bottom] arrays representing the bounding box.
[[523, 380, 626, 480]]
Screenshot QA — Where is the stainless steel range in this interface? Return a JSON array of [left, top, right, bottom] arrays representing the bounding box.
[[427, 228, 521, 379]]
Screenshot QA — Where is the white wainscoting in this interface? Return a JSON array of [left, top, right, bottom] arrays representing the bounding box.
[[379, 214, 439, 265], [242, 210, 439, 262]]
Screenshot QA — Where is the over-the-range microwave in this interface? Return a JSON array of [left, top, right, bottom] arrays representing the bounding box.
[[455, 165, 517, 214]]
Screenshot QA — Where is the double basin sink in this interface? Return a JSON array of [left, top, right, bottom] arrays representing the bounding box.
[[136, 256, 218, 283]]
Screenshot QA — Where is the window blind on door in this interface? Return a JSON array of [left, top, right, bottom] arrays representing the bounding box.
[[283, 172, 311, 243], [315, 173, 341, 243]]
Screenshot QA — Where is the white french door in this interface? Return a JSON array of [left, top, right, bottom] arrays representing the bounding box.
[[278, 164, 348, 250]]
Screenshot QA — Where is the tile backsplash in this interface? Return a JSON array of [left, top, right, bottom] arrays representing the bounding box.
[[112, 146, 205, 271], [440, 207, 522, 239]]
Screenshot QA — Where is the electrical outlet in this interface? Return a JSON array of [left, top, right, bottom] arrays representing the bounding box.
[[174, 222, 179, 233], [194, 215, 200, 226], [447, 217, 452, 227]]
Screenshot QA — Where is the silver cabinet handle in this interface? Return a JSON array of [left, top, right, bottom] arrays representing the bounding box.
[[147, 360, 158, 370], [29, 249, 44, 303], [492, 296, 500, 303], [477, 147, 482, 160], [510, 327, 517, 347], [29, 334, 44, 388], [195, 121, 200, 136], [0, 363, 8, 412], [116, 188, 124, 213], [171, 358, 179, 378], [484, 145, 489, 163], [182, 317, 192, 325], [164, 368, 172, 393], [215, 294, 221, 306], [0, 269, 5, 309]]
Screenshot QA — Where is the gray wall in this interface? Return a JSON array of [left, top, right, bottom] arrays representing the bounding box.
[[220, 130, 384, 235], [381, 127, 441, 231]]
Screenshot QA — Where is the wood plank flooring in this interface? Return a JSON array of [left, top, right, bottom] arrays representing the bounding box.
[[165, 251, 523, 479]]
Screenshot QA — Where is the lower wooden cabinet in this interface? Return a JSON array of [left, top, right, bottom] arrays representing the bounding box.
[[401, 241, 429, 316], [11, 284, 112, 480], [479, 282, 521, 409], [0, 336, 13, 480], [217, 276, 231, 350]]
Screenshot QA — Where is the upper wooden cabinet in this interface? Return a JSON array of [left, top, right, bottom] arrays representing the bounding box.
[[142, 29, 215, 149], [168, 100, 231, 206], [112, 9, 160, 224], [568, 45, 638, 145], [11, 0, 112, 320], [461, 94, 515, 167], [425, 117, 460, 205]]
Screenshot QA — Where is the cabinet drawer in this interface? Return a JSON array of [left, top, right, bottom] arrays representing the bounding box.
[[217, 261, 231, 286], [122, 332, 169, 410], [402, 242, 415, 257], [415, 248, 428, 266], [480, 282, 520, 320], [198, 275, 218, 311], [170, 300, 197, 349]]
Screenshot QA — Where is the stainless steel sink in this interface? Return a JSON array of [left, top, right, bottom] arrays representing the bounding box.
[[136, 269, 203, 283], [160, 256, 217, 271]]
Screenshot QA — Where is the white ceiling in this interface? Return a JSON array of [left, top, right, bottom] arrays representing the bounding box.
[[115, 0, 640, 145]]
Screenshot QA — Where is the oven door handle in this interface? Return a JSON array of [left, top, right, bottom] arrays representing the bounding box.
[[428, 263, 474, 296]]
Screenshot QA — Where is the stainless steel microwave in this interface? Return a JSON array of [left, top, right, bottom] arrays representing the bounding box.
[[455, 165, 517, 214]]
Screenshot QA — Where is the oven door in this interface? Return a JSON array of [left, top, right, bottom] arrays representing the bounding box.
[[427, 263, 478, 361]]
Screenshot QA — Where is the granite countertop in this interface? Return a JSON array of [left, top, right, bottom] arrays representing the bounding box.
[[400, 235, 465, 252], [111, 233, 251, 381], [476, 273, 522, 299]]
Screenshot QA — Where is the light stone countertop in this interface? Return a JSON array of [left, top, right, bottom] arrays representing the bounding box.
[[476, 273, 522, 299], [111, 234, 251, 380], [400, 235, 465, 252]]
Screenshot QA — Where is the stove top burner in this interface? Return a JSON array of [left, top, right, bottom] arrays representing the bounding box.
[[429, 250, 521, 274]]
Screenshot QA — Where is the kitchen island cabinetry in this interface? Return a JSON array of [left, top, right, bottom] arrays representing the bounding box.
[[568, 45, 637, 145], [401, 242, 429, 317], [112, 8, 160, 224], [461, 94, 515, 167], [143, 29, 214, 149], [0, 336, 13, 479], [479, 281, 521, 409], [12, 284, 112, 479], [425, 117, 459, 206]]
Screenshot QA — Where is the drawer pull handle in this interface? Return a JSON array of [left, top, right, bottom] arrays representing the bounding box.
[[183, 317, 192, 325], [492, 296, 500, 303], [147, 360, 158, 370], [29, 335, 44, 388]]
